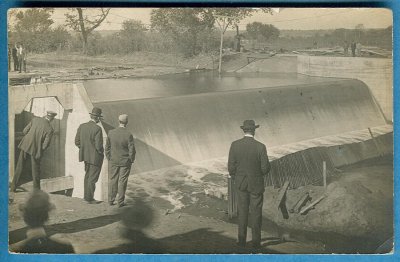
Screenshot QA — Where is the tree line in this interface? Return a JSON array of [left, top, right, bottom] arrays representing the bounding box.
[[8, 8, 392, 57]]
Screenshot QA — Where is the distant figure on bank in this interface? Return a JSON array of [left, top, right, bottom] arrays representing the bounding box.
[[8, 44, 11, 71], [18, 43, 26, 73], [12, 43, 19, 71], [228, 120, 271, 249], [75, 107, 104, 204], [356, 42, 362, 57], [351, 42, 357, 57], [10, 190, 75, 253], [343, 41, 349, 56], [105, 114, 136, 207], [11, 111, 57, 192]]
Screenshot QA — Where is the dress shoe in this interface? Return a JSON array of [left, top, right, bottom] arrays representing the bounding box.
[[251, 242, 261, 249], [87, 200, 102, 204], [109, 201, 115, 206], [118, 202, 126, 208], [236, 241, 246, 248]]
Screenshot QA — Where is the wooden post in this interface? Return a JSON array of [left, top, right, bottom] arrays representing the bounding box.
[[218, 19, 225, 74], [323, 161, 327, 189], [368, 127, 383, 157], [228, 176, 237, 219]]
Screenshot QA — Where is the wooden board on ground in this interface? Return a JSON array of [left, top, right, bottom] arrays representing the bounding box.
[[276, 181, 290, 209]]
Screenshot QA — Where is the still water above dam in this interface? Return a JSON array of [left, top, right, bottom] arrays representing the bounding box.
[[84, 71, 342, 103]]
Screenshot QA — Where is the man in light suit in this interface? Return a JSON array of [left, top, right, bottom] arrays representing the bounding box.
[[11, 111, 57, 192], [228, 120, 271, 249], [75, 107, 104, 204], [105, 114, 136, 207]]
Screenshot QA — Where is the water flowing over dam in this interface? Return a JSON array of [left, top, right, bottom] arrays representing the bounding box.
[[94, 78, 387, 175]]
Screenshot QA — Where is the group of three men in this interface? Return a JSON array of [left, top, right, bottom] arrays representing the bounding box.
[[12, 106, 270, 249], [11, 107, 136, 208]]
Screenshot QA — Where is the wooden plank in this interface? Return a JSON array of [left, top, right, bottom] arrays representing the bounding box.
[[40, 176, 74, 193], [300, 194, 325, 215], [276, 181, 290, 209], [289, 192, 311, 213], [368, 127, 383, 157], [228, 176, 237, 219]]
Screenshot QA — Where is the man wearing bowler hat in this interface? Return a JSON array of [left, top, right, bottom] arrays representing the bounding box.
[[75, 107, 104, 204], [228, 120, 271, 249], [11, 111, 57, 192], [105, 114, 136, 207]]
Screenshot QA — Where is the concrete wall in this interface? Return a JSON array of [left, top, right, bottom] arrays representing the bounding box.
[[9, 82, 108, 201], [237, 55, 298, 73], [297, 55, 393, 121]]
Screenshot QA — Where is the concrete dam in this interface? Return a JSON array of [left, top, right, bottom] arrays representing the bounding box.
[[96, 79, 387, 174], [9, 56, 393, 201]]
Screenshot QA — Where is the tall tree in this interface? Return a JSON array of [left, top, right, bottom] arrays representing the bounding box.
[[246, 22, 279, 42], [151, 8, 272, 59], [119, 19, 148, 52], [65, 8, 110, 53], [151, 8, 215, 56], [11, 8, 55, 52], [203, 8, 272, 73]]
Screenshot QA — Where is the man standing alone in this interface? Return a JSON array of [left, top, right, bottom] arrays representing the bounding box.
[[11, 111, 57, 192], [12, 43, 19, 71], [228, 120, 271, 249], [105, 114, 136, 207], [75, 107, 104, 204]]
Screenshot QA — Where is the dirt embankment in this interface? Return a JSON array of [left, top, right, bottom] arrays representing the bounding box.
[[21, 52, 215, 82], [263, 156, 393, 253]]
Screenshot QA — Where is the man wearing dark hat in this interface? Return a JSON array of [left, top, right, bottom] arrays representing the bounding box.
[[75, 107, 104, 204], [11, 111, 57, 192], [228, 120, 271, 249], [105, 114, 136, 207]]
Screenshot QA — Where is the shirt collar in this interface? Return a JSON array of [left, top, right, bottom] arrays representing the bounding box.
[[244, 134, 254, 138], [26, 227, 46, 239]]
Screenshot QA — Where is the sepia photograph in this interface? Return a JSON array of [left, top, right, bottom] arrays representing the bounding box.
[[6, 7, 393, 254]]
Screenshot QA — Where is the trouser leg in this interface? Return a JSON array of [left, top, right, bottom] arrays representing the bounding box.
[[11, 151, 26, 192], [237, 189, 250, 243], [84, 162, 90, 201], [108, 164, 119, 203], [31, 155, 41, 190], [13, 58, 18, 71], [250, 193, 263, 245], [87, 163, 101, 201], [117, 165, 131, 205], [19, 58, 23, 73]]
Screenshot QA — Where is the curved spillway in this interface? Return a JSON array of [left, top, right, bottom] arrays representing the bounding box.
[[94, 79, 387, 174]]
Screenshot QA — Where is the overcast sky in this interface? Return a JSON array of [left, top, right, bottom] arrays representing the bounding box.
[[19, 8, 393, 31]]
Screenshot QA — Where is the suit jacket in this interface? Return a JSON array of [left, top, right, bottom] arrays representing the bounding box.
[[228, 136, 271, 194], [18, 117, 54, 160], [75, 120, 104, 166], [105, 127, 136, 167]]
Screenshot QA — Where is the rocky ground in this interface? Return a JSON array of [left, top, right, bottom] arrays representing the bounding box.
[[8, 52, 216, 83], [9, 156, 393, 254]]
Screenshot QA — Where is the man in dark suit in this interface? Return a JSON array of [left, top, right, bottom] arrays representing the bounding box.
[[105, 114, 136, 207], [75, 107, 104, 204], [228, 120, 271, 249], [11, 111, 56, 192], [12, 43, 19, 71]]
